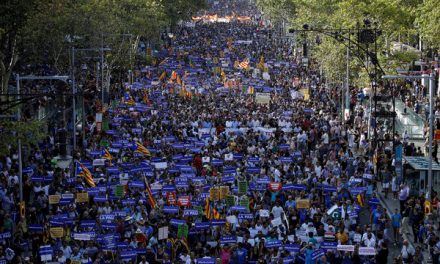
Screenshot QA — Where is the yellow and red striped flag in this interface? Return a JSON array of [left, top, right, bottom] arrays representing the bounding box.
[[78, 163, 96, 187], [239, 59, 249, 69], [102, 149, 112, 162], [135, 142, 151, 156], [204, 197, 211, 219], [357, 193, 365, 207], [159, 71, 167, 81], [144, 177, 156, 209]]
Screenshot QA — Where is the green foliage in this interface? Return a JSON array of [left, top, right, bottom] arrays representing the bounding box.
[[256, 0, 436, 87], [415, 0, 440, 49], [0, 119, 45, 156]]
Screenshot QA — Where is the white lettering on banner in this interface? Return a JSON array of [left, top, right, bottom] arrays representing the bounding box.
[[337, 245, 354, 252], [358, 247, 376, 256], [73, 233, 92, 241], [154, 162, 168, 169]]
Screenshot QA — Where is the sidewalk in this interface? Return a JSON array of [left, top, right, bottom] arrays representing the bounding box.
[[376, 184, 434, 263]]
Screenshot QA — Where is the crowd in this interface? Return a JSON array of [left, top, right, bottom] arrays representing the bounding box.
[[0, 1, 439, 264]]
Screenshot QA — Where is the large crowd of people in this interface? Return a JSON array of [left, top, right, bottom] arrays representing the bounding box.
[[0, 1, 439, 264]]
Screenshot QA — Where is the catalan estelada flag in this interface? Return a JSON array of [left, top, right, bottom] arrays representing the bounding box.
[[159, 71, 167, 81], [102, 149, 112, 163], [144, 176, 156, 209], [123, 92, 135, 106], [135, 142, 151, 156], [78, 163, 96, 187]]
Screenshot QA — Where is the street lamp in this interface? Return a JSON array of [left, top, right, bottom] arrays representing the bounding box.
[[15, 75, 69, 203]]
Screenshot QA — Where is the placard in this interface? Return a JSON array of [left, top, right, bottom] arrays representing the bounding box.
[[75, 192, 89, 203], [49, 227, 64, 238], [358, 247, 376, 256], [255, 93, 270, 104], [49, 195, 61, 204], [239, 198, 249, 211], [210, 188, 220, 201], [177, 224, 188, 238], [296, 199, 310, 209], [158, 226, 168, 240], [220, 186, 230, 199], [115, 185, 125, 198], [337, 245, 354, 252], [238, 181, 248, 194], [226, 195, 235, 207]]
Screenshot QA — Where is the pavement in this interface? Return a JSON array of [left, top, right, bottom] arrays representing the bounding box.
[[376, 184, 435, 263]]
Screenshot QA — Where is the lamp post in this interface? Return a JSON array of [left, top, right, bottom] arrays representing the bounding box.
[[15, 75, 69, 202]]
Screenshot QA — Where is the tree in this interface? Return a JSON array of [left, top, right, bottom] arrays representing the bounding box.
[[0, 0, 38, 99]]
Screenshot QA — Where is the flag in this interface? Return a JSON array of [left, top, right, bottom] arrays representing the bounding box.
[[123, 92, 135, 106], [144, 176, 156, 209], [78, 163, 95, 187], [257, 55, 265, 70], [204, 197, 211, 219], [357, 193, 365, 207], [176, 75, 182, 86], [135, 142, 151, 156], [171, 71, 177, 81], [102, 149, 112, 161], [239, 59, 249, 69], [159, 71, 167, 81], [247, 86, 255, 94], [212, 207, 221, 219], [204, 198, 220, 220], [159, 58, 168, 66], [143, 91, 150, 105]]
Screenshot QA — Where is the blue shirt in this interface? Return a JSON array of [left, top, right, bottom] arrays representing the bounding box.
[[392, 213, 401, 228], [235, 248, 248, 264]]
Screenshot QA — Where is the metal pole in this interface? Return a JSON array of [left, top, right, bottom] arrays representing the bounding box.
[[428, 73, 435, 200], [345, 46, 350, 121], [72, 47, 76, 153], [17, 75, 23, 202], [101, 35, 105, 105]]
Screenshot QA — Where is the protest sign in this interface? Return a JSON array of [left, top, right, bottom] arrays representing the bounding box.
[[115, 185, 125, 198], [238, 181, 248, 194], [337, 245, 354, 252], [177, 224, 188, 238], [358, 247, 376, 256], [210, 187, 220, 201], [239, 197, 249, 211], [220, 186, 229, 199], [255, 92, 270, 104], [296, 199, 310, 209], [49, 227, 64, 238], [75, 192, 89, 203], [49, 195, 61, 204], [158, 226, 168, 240], [226, 195, 235, 207]]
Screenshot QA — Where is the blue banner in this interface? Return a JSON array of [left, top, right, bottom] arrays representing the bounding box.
[[183, 209, 199, 217], [265, 240, 282, 248], [312, 249, 325, 260], [220, 236, 237, 243], [195, 222, 211, 230], [284, 244, 300, 253]]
